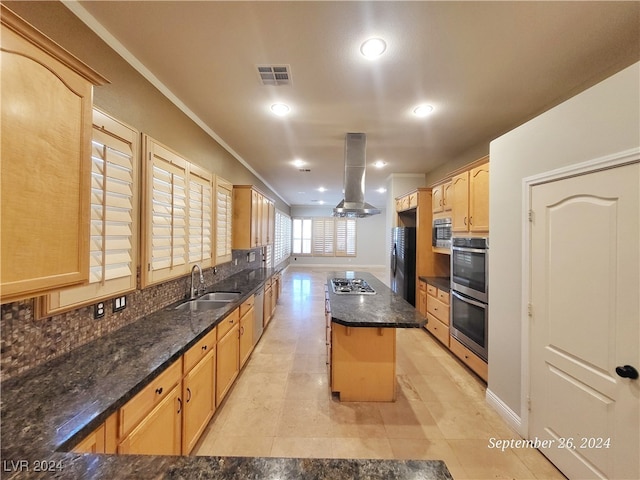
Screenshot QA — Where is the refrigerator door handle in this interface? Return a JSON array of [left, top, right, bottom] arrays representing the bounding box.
[[391, 244, 397, 275]]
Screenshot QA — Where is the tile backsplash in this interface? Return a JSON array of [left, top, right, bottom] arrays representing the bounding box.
[[1, 248, 271, 382]]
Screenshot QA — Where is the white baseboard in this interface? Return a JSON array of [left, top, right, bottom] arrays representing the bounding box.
[[286, 263, 386, 269], [486, 388, 524, 436]]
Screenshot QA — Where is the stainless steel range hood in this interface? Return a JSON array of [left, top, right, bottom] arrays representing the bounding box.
[[333, 133, 381, 218]]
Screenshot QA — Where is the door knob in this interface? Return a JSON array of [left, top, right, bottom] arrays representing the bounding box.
[[615, 365, 639, 379]]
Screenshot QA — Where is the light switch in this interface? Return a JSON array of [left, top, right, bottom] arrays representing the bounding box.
[[113, 295, 126, 313]]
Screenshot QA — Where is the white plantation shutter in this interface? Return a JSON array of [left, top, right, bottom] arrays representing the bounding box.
[[215, 178, 233, 264], [187, 166, 213, 267], [312, 218, 335, 256], [42, 109, 139, 314], [143, 136, 190, 285], [336, 218, 357, 256]]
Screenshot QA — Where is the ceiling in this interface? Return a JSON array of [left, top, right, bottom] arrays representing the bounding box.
[[70, 1, 639, 208]]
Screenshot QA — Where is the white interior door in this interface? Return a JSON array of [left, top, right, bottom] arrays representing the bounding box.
[[529, 162, 639, 480]]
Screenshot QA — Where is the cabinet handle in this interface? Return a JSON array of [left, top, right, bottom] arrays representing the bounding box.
[[177, 398, 182, 414], [469, 216, 473, 225], [229, 318, 234, 324], [202, 345, 207, 351], [240, 326, 244, 335], [155, 387, 163, 395], [464, 217, 467, 225], [186, 388, 192, 403]]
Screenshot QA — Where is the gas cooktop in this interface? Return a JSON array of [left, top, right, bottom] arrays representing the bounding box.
[[330, 278, 376, 295]]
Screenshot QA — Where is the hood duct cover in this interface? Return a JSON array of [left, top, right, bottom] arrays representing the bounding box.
[[333, 133, 381, 218]]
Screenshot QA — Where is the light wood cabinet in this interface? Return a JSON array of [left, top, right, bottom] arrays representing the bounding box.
[[263, 278, 274, 327], [0, 7, 108, 302], [417, 280, 428, 317], [451, 160, 489, 233], [425, 283, 450, 348], [395, 190, 418, 213], [118, 383, 182, 455], [239, 296, 255, 368], [182, 347, 216, 455], [233, 185, 274, 249], [432, 181, 452, 214], [331, 324, 396, 402], [74, 424, 106, 454], [450, 336, 488, 382], [216, 316, 240, 406]]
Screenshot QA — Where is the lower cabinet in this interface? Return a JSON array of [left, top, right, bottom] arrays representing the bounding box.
[[450, 336, 488, 382], [216, 320, 240, 407], [425, 284, 450, 348], [182, 347, 216, 455], [417, 280, 428, 317], [118, 384, 182, 455], [239, 296, 255, 368]]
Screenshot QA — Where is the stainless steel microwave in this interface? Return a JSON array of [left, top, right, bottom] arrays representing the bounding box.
[[432, 217, 452, 249]]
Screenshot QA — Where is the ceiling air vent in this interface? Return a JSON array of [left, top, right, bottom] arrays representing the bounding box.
[[256, 64, 291, 86]]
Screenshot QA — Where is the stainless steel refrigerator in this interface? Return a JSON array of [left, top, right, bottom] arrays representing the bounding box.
[[390, 227, 417, 306]]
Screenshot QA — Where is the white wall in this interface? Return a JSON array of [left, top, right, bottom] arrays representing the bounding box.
[[289, 205, 387, 268], [488, 63, 640, 423]]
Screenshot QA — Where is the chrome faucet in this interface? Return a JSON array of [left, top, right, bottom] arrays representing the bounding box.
[[190, 264, 205, 299]]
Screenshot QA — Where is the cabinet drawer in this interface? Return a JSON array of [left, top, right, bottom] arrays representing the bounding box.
[[240, 295, 254, 317], [183, 327, 217, 373], [427, 295, 449, 324], [426, 314, 450, 347], [450, 337, 488, 382], [119, 358, 182, 438], [217, 307, 240, 339], [437, 289, 450, 305], [426, 284, 437, 297]]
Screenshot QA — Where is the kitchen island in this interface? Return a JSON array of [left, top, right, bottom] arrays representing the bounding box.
[[326, 272, 426, 402], [0, 267, 449, 480]]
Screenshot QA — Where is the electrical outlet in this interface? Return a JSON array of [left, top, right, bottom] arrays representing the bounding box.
[[113, 295, 127, 313], [94, 302, 105, 319]]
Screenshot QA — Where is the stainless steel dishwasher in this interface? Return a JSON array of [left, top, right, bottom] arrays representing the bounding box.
[[253, 287, 265, 345]]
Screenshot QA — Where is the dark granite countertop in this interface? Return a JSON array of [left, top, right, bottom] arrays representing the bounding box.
[[0, 267, 451, 480], [327, 272, 426, 328], [419, 276, 451, 293]]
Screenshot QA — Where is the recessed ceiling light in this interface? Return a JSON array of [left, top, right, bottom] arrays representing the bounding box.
[[360, 37, 387, 59], [292, 159, 305, 168], [317, 187, 327, 192], [373, 160, 387, 169], [413, 104, 434, 117], [377, 187, 387, 194], [271, 103, 290, 116]]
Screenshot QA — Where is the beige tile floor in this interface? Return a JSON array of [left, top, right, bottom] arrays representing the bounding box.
[[194, 268, 566, 480]]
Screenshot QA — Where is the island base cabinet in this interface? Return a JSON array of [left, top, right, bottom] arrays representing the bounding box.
[[331, 324, 396, 402], [182, 349, 216, 455], [118, 384, 182, 455]]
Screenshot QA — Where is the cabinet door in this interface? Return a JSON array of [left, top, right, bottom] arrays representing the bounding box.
[[451, 172, 469, 232], [182, 349, 215, 455], [263, 285, 273, 327], [442, 181, 453, 212], [469, 163, 490, 232], [239, 307, 254, 368], [74, 424, 105, 454], [0, 11, 105, 301], [432, 185, 443, 214], [216, 323, 239, 406], [251, 190, 262, 247], [118, 384, 182, 455]]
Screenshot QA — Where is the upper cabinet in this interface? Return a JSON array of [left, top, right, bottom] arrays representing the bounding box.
[[432, 181, 452, 214], [232, 186, 274, 249], [396, 191, 418, 213], [214, 177, 233, 265], [41, 109, 139, 315], [0, 7, 109, 303], [141, 135, 213, 287], [451, 159, 489, 233]]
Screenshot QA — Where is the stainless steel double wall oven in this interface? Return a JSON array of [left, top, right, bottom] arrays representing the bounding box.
[[450, 237, 489, 362]]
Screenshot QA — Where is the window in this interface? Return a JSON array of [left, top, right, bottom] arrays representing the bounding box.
[[274, 210, 291, 265], [292, 218, 312, 255], [292, 216, 356, 257]]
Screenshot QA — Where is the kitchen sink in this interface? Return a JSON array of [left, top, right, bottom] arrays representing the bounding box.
[[198, 292, 241, 302], [175, 300, 231, 312]]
